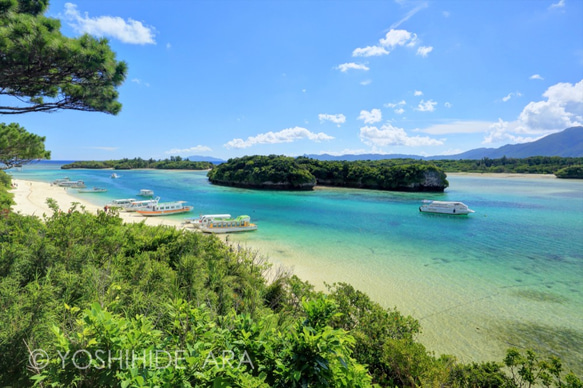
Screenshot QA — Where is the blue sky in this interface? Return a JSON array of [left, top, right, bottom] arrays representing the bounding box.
[[5, 0, 583, 160]]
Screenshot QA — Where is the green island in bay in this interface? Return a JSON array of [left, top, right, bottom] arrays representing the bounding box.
[[60, 156, 214, 171], [207, 155, 449, 191]]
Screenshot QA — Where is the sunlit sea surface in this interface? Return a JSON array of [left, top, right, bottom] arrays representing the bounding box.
[[9, 162, 583, 373]]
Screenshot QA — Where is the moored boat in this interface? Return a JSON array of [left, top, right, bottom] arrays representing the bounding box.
[[419, 200, 474, 215], [183, 214, 232, 228], [52, 177, 70, 185], [137, 189, 154, 197], [122, 197, 160, 212], [136, 201, 193, 217], [57, 180, 86, 188], [77, 187, 107, 193], [199, 215, 258, 234], [107, 198, 137, 208]]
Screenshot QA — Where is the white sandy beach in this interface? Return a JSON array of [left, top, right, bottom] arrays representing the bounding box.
[[9, 178, 186, 229], [447, 172, 557, 179]]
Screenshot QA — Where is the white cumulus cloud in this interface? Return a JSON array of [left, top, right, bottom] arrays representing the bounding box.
[[63, 3, 156, 44], [414, 90, 423, 96], [416, 46, 433, 57], [165, 145, 212, 154], [380, 29, 414, 48], [224, 127, 334, 149], [416, 99, 437, 112], [336, 62, 370, 72], [352, 46, 389, 57], [385, 100, 406, 114], [360, 124, 443, 147], [358, 109, 382, 124], [483, 119, 540, 144], [516, 80, 583, 132], [319, 113, 346, 126], [530, 74, 544, 80], [483, 79, 583, 144]]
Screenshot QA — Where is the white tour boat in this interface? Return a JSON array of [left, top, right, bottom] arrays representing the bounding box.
[[199, 215, 258, 234], [122, 197, 161, 212], [136, 201, 193, 217], [419, 200, 475, 215], [183, 214, 232, 228], [137, 189, 154, 197], [52, 177, 70, 185], [107, 198, 137, 208], [110, 173, 121, 179], [57, 180, 86, 188]]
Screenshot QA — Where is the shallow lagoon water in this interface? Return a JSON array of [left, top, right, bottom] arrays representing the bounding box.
[[10, 165, 583, 373]]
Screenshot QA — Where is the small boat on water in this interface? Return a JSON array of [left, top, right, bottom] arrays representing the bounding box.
[[78, 187, 107, 193], [123, 197, 160, 212], [137, 189, 154, 197], [52, 177, 70, 185], [199, 215, 258, 234], [58, 180, 86, 188], [136, 201, 193, 217], [419, 200, 474, 215], [110, 173, 121, 179], [183, 214, 232, 228], [107, 198, 137, 208]]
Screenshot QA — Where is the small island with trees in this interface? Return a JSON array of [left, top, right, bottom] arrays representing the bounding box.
[[207, 155, 449, 192], [61, 156, 214, 170]]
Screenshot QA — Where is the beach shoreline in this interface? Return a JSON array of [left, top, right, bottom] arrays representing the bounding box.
[[9, 178, 186, 229], [446, 172, 557, 179]]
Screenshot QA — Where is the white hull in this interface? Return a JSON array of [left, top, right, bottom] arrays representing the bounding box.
[[183, 214, 232, 228], [200, 225, 257, 234], [419, 200, 474, 215], [137, 206, 193, 217], [419, 207, 473, 215]]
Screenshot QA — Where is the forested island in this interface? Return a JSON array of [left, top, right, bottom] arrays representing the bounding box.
[[61, 156, 214, 170], [207, 155, 449, 192], [428, 156, 583, 176], [554, 165, 583, 179]]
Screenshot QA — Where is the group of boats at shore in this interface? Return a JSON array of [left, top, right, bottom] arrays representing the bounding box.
[[52, 177, 258, 234], [51, 176, 475, 234], [104, 196, 258, 234]]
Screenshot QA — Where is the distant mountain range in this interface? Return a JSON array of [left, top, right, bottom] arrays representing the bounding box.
[[186, 155, 225, 163], [306, 126, 583, 161]]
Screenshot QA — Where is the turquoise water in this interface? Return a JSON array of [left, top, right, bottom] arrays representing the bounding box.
[[8, 164, 583, 372]]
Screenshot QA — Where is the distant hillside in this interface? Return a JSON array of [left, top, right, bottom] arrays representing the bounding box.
[[436, 126, 583, 159], [305, 153, 424, 161], [306, 127, 583, 161], [186, 155, 225, 163]]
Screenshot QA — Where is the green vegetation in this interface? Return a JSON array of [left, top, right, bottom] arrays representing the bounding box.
[[0, 183, 581, 385], [431, 156, 583, 174], [208, 155, 316, 190], [0, 0, 127, 115], [0, 122, 50, 170], [297, 157, 448, 191], [61, 156, 214, 170], [555, 165, 583, 179], [0, 170, 13, 209], [208, 155, 449, 192]]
